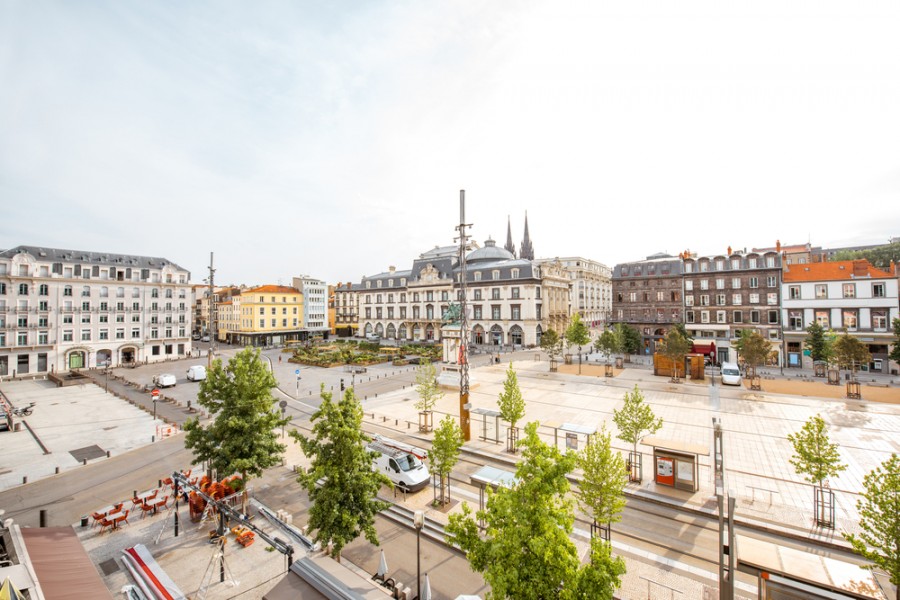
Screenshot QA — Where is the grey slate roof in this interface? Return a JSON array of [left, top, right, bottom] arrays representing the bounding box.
[[0, 245, 190, 273]]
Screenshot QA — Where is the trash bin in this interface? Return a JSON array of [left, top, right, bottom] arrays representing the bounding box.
[[13, 422, 22, 432], [80, 515, 89, 528]]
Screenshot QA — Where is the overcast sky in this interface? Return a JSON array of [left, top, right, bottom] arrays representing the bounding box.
[[2, 1, 899, 285]]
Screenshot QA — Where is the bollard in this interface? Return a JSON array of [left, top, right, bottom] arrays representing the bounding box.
[[55, 466, 60, 474], [23, 476, 27, 484], [134, 489, 138, 499], [40, 509, 47, 527], [152, 435, 156, 443], [107, 450, 111, 458], [158, 479, 163, 488], [83, 458, 87, 466]]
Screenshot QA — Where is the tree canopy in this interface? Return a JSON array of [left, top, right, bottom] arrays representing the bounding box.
[[184, 347, 288, 483], [804, 322, 834, 364], [658, 328, 691, 379], [594, 329, 620, 363], [290, 386, 390, 559], [843, 453, 900, 597], [733, 329, 770, 370], [891, 318, 900, 364], [577, 425, 628, 530], [787, 414, 846, 491], [445, 422, 626, 599], [565, 314, 592, 374], [414, 359, 443, 413], [614, 323, 641, 355], [429, 415, 463, 505], [613, 385, 662, 457], [672, 322, 693, 342], [832, 333, 872, 374], [540, 328, 564, 361], [497, 363, 526, 430], [829, 242, 900, 269]]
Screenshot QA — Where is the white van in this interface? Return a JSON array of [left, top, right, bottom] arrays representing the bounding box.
[[153, 373, 177, 388], [367, 435, 429, 493], [186, 365, 207, 382], [721, 362, 742, 386]]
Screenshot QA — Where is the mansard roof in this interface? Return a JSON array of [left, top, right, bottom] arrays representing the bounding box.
[[0, 244, 189, 274]]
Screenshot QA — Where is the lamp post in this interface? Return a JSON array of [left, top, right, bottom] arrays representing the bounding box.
[[413, 510, 425, 600]]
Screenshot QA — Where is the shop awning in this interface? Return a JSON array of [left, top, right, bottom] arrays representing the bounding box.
[[691, 342, 716, 356]]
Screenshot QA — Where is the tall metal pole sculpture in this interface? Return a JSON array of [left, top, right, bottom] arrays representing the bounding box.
[[456, 190, 472, 442], [207, 252, 216, 369]]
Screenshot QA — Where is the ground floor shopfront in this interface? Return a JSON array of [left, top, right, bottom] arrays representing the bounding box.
[[0, 339, 193, 377], [784, 332, 897, 374], [361, 320, 544, 347]]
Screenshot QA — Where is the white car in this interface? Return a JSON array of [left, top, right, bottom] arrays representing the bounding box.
[[200, 335, 210, 342], [153, 373, 177, 388], [186, 365, 207, 382], [720, 362, 743, 386]]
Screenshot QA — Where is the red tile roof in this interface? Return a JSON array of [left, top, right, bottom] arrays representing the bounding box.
[[783, 259, 895, 282], [244, 285, 301, 294]]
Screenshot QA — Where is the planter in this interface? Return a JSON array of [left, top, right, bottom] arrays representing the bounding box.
[[418, 411, 433, 433]]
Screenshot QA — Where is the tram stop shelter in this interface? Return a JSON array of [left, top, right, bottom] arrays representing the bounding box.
[[736, 535, 885, 600], [544, 421, 597, 452], [469, 465, 517, 525], [641, 436, 709, 492], [470, 407, 502, 444]]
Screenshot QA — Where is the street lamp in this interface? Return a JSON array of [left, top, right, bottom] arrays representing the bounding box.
[[413, 510, 425, 600]]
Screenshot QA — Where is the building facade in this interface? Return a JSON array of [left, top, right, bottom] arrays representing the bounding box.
[[332, 282, 359, 337], [683, 249, 783, 365], [538, 257, 612, 331], [0, 245, 192, 375], [293, 276, 329, 340], [611, 254, 684, 355], [218, 285, 304, 347], [782, 260, 899, 373], [357, 238, 570, 347]]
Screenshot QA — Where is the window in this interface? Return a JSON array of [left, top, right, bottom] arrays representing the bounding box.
[[17, 332, 27, 346], [81, 329, 91, 341], [700, 310, 709, 323], [39, 284, 48, 296], [750, 310, 760, 324], [271, 319, 276, 327], [63, 330, 73, 342], [99, 329, 109, 340], [63, 314, 73, 324], [426, 291, 433, 302], [842, 283, 856, 298], [684, 262, 694, 273], [18, 283, 29, 295], [768, 310, 779, 324], [732, 278, 741, 289], [748, 257, 757, 268], [733, 310, 743, 323], [511, 287, 520, 299], [700, 279, 709, 290], [873, 283, 886, 298], [492, 288, 500, 300], [259, 319, 265, 328], [815, 284, 828, 299], [64, 285, 73, 296], [511, 268, 519, 278], [716, 259, 725, 271], [716, 311, 727, 323], [749, 293, 760, 304], [657, 291, 664, 301], [716, 294, 726, 306], [700, 261, 709, 272], [116, 329, 125, 340], [700, 295, 709, 306], [872, 309, 888, 331], [732, 293, 742, 305], [685, 295, 694, 306], [789, 285, 801, 299], [473, 289, 482, 301], [749, 277, 758, 288], [492, 305, 501, 320], [789, 310, 803, 330], [767, 276, 777, 288], [473, 271, 482, 281], [629, 292, 637, 302], [685, 311, 695, 323], [842, 309, 858, 330], [492, 270, 500, 280], [473, 305, 482, 319], [399, 307, 406, 318], [767, 293, 778, 306], [731, 258, 741, 269], [716, 278, 725, 290], [685, 280, 693, 291], [132, 328, 140, 338], [511, 305, 521, 320], [815, 310, 830, 328]]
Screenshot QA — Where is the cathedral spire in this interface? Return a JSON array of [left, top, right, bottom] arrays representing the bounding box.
[[519, 211, 534, 260], [504, 215, 516, 258]]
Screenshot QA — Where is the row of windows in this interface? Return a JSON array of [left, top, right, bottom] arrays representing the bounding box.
[[617, 291, 681, 303], [364, 304, 534, 321], [0, 283, 188, 299], [685, 276, 778, 291], [2, 262, 188, 284], [56, 327, 187, 342], [364, 269, 525, 289], [683, 255, 778, 273], [685, 293, 779, 307], [238, 307, 299, 315], [787, 282, 887, 300], [685, 310, 780, 325], [365, 287, 536, 304], [786, 309, 890, 331]]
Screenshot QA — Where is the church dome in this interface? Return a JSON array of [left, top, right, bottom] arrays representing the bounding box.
[[466, 238, 515, 263]]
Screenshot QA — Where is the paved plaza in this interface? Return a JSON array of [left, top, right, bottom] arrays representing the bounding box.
[[2, 352, 899, 599]]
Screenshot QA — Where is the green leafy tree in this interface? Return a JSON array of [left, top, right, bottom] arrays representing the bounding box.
[[672, 322, 693, 342], [540, 328, 564, 364], [497, 363, 526, 453], [428, 415, 463, 506], [290, 386, 391, 560], [829, 242, 900, 269], [733, 329, 770, 375], [614, 323, 641, 358], [658, 328, 691, 381], [565, 313, 592, 374], [594, 329, 620, 365], [184, 347, 288, 486], [805, 322, 835, 365], [446, 422, 626, 599], [891, 318, 900, 364], [613, 385, 662, 470], [577, 426, 627, 540], [414, 359, 443, 431], [788, 414, 847, 523], [833, 333, 872, 377], [844, 454, 900, 600]]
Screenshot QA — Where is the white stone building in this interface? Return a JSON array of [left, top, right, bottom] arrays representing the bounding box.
[[537, 257, 611, 331], [782, 259, 899, 373], [0, 245, 192, 375], [292, 276, 329, 339]]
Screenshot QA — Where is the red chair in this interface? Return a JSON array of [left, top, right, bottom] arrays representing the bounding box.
[[162, 477, 174, 489], [98, 517, 114, 534], [140, 502, 156, 519], [113, 510, 130, 529], [90, 511, 106, 529], [153, 495, 170, 514], [130, 496, 143, 510]]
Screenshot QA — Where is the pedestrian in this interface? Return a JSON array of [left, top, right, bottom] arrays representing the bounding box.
[[278, 355, 282, 363]]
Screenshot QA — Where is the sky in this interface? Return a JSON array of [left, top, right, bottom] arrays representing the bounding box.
[[2, 1, 899, 286]]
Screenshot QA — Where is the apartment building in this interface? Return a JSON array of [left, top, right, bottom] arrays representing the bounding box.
[[0, 245, 191, 375], [332, 282, 359, 337], [611, 253, 684, 355], [293, 276, 329, 340], [218, 285, 304, 347], [782, 260, 899, 373], [537, 257, 611, 331]]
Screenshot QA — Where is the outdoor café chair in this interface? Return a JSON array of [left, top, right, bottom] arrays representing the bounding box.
[[152, 495, 170, 514], [98, 517, 114, 534], [140, 501, 156, 519], [90, 512, 106, 528], [113, 510, 130, 529]]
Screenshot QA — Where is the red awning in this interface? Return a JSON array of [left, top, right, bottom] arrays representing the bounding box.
[[691, 342, 716, 356]]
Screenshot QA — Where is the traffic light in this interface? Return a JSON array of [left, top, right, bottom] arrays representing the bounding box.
[[340, 378, 345, 391]]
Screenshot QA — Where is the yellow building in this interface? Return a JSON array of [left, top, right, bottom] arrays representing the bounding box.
[[218, 285, 304, 346]]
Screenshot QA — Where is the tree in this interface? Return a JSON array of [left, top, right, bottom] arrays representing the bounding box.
[[613, 385, 662, 479], [497, 363, 526, 453], [290, 386, 391, 560], [577, 426, 627, 541], [844, 454, 900, 600], [672, 322, 693, 342], [565, 313, 592, 374], [540, 328, 564, 366], [614, 323, 641, 358], [890, 318, 900, 364], [805, 322, 835, 365], [414, 359, 443, 432], [829, 242, 900, 269], [445, 422, 626, 599], [833, 333, 872, 377], [184, 347, 288, 487], [733, 329, 770, 376], [594, 329, 620, 365], [428, 415, 463, 506], [787, 414, 847, 524], [658, 328, 691, 382]]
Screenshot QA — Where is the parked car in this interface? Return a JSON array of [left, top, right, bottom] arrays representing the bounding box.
[[192, 333, 201, 341], [153, 373, 177, 388], [186, 365, 207, 382], [367, 435, 429, 493], [200, 335, 210, 342], [720, 362, 742, 386]]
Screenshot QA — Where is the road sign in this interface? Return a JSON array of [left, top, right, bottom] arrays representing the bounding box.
[[295, 369, 300, 375], [279, 400, 288, 409], [151, 388, 160, 398]]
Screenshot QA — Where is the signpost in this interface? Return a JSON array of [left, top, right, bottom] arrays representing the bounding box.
[[295, 369, 301, 398], [151, 388, 160, 420], [279, 400, 288, 438]]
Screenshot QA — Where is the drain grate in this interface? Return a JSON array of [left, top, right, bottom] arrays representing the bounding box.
[[98, 558, 120, 576], [69, 445, 106, 462]]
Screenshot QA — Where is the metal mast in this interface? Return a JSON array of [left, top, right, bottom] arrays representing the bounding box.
[[207, 252, 217, 369], [456, 190, 472, 441]]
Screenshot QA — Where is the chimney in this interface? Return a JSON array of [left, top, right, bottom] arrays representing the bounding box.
[[388, 265, 396, 274], [852, 260, 868, 278]]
